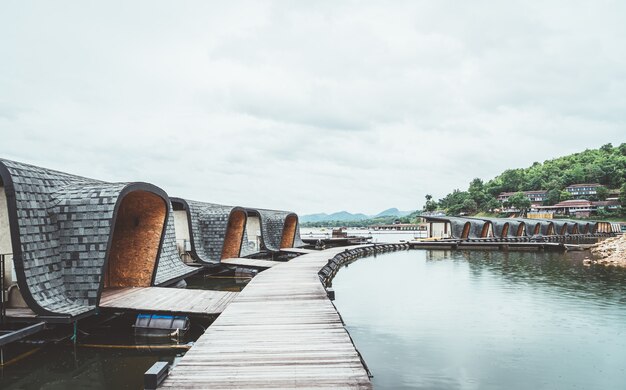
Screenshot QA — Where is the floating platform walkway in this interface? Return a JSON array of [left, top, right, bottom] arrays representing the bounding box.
[[220, 258, 283, 269], [99, 287, 238, 318], [279, 247, 317, 255], [160, 246, 377, 389], [408, 240, 599, 252]]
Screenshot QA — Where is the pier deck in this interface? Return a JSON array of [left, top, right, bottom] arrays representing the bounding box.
[[99, 287, 238, 317], [279, 247, 317, 255], [161, 246, 372, 389], [220, 258, 282, 269]]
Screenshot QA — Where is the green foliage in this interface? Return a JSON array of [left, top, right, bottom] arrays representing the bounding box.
[[423, 194, 438, 212], [596, 185, 609, 201], [559, 190, 572, 201], [544, 189, 561, 206], [508, 192, 531, 211], [437, 144, 626, 216], [620, 183, 626, 208]]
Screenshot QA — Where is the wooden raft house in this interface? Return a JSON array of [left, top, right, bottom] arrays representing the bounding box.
[[0, 158, 199, 325], [170, 198, 305, 268]]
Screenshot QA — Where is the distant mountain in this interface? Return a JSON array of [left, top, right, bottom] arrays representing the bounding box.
[[373, 208, 413, 218], [300, 208, 415, 223]]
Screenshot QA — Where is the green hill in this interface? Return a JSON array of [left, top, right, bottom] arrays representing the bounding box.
[[429, 143, 626, 216]]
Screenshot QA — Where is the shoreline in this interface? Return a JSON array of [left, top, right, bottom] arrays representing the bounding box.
[[586, 235, 626, 267]]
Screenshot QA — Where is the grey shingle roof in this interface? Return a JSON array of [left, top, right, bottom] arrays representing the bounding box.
[[171, 198, 243, 264], [244, 208, 304, 252], [172, 198, 305, 263], [0, 158, 194, 317]]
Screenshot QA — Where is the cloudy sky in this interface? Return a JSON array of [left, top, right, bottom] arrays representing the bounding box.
[[1, 1, 624, 215]]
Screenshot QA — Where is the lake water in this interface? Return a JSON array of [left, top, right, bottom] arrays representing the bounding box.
[[332, 250, 626, 390], [3, 251, 625, 389], [0, 274, 250, 390]]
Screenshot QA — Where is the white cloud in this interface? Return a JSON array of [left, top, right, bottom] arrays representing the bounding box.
[[1, 0, 624, 215]]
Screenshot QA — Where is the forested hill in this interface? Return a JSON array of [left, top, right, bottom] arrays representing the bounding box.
[[426, 143, 626, 215]]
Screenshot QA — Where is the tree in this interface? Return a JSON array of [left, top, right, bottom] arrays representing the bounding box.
[[559, 190, 572, 201], [423, 194, 438, 212], [461, 199, 478, 214], [600, 143, 613, 153], [483, 197, 501, 212], [596, 185, 609, 201], [544, 189, 561, 206], [620, 183, 626, 214], [508, 192, 531, 213]]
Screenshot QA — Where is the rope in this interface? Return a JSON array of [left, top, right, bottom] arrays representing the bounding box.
[[0, 347, 42, 367]]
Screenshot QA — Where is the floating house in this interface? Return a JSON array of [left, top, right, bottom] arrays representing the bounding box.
[[488, 218, 527, 238], [422, 216, 493, 240], [243, 208, 304, 254], [171, 199, 304, 264], [0, 159, 196, 321], [421, 215, 618, 240]]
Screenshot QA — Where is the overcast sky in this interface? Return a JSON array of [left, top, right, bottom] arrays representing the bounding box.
[[1, 1, 624, 215]]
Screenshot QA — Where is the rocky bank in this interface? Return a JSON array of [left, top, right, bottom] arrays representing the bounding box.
[[586, 234, 626, 267]]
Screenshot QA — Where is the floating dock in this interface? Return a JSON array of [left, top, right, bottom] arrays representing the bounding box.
[[160, 247, 373, 389], [408, 241, 569, 251], [279, 248, 317, 255], [220, 258, 283, 269], [99, 287, 238, 318]]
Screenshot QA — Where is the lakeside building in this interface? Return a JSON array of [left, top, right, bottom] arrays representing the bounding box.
[[497, 190, 548, 203], [168, 198, 304, 264], [532, 199, 622, 218], [565, 183, 601, 198], [421, 215, 617, 239], [0, 158, 196, 321], [0, 158, 305, 322]]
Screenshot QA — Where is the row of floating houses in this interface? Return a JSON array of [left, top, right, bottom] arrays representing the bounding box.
[[423, 215, 620, 240], [0, 158, 305, 323]]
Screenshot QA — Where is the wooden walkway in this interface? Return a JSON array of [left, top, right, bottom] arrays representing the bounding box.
[[99, 287, 238, 317], [221, 258, 282, 269], [279, 247, 317, 255], [161, 246, 372, 389]]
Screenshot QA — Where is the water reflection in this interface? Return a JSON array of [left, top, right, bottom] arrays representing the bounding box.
[[333, 250, 626, 390], [0, 273, 251, 389]]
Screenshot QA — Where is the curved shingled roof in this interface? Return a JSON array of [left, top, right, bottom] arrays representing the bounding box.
[[518, 218, 556, 236], [170, 198, 248, 263], [487, 218, 527, 238], [0, 158, 195, 318], [243, 208, 305, 253], [422, 216, 490, 239]]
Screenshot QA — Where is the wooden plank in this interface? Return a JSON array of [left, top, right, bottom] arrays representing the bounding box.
[[221, 258, 282, 268], [5, 308, 37, 319], [161, 246, 373, 389], [99, 287, 238, 316], [279, 248, 317, 254]]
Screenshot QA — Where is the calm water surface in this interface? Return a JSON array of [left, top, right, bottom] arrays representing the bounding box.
[[332, 250, 626, 390], [0, 274, 250, 389]]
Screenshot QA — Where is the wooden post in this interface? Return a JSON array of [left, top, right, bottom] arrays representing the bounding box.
[[145, 361, 169, 389]]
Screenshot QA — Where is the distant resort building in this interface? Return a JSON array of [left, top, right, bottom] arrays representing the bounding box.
[[564, 183, 601, 198], [532, 199, 621, 218], [497, 190, 548, 203]]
